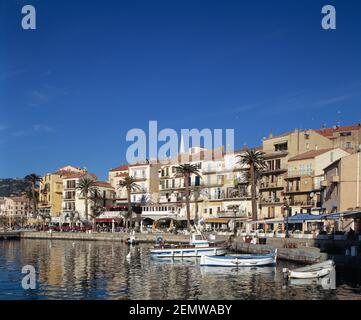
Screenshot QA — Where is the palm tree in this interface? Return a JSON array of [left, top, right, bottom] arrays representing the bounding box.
[[117, 176, 140, 231], [89, 190, 105, 231], [76, 176, 99, 221], [174, 164, 201, 231], [237, 149, 266, 223], [24, 173, 41, 216]]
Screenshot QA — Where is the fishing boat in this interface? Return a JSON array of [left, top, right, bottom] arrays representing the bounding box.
[[282, 260, 335, 279], [200, 249, 277, 267], [149, 232, 228, 258]]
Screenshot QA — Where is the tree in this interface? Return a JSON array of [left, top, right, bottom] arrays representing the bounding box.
[[89, 190, 105, 231], [76, 175, 99, 221], [174, 164, 201, 231], [117, 176, 140, 231], [237, 149, 266, 224], [24, 173, 41, 217]]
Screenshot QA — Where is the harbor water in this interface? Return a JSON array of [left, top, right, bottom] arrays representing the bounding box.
[[0, 239, 360, 300]]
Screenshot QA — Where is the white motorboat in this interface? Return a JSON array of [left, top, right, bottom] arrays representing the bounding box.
[[149, 233, 228, 258], [283, 260, 335, 279], [200, 249, 277, 267]]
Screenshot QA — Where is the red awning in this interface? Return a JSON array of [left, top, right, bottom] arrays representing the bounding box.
[[95, 218, 122, 223]]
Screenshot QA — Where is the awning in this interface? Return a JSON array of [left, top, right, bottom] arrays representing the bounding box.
[[341, 211, 361, 219], [321, 213, 340, 220], [286, 214, 322, 223], [95, 218, 122, 223], [264, 219, 284, 224], [205, 218, 230, 224]]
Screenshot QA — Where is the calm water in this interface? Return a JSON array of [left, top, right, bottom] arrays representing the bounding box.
[[0, 239, 361, 300]]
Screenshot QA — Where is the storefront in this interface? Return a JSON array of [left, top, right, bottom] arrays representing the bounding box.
[[205, 218, 230, 231]]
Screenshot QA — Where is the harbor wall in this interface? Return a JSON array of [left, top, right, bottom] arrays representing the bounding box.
[[19, 231, 191, 243]]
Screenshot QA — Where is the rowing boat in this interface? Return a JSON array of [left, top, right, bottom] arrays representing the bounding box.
[[200, 249, 277, 267], [283, 260, 335, 279]]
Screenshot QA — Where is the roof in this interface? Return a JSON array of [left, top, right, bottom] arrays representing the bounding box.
[[109, 164, 129, 172], [5, 196, 27, 202], [62, 172, 97, 180], [288, 148, 333, 161], [316, 124, 361, 137], [94, 181, 114, 189]]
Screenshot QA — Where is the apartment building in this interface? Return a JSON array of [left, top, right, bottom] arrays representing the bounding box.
[[285, 148, 349, 215], [259, 129, 334, 222], [323, 152, 361, 213], [316, 124, 361, 154], [4, 196, 29, 217], [62, 172, 97, 221], [108, 164, 129, 204], [128, 161, 161, 204], [38, 165, 84, 218]]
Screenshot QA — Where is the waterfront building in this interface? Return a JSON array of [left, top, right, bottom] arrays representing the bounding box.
[[128, 161, 161, 204], [3, 196, 30, 221], [108, 164, 129, 205], [62, 172, 97, 222], [285, 148, 350, 215], [322, 152, 361, 231], [316, 124, 361, 154], [38, 165, 85, 219], [259, 129, 334, 226]]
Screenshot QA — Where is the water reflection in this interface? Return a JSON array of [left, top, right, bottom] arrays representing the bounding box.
[[0, 239, 360, 300]]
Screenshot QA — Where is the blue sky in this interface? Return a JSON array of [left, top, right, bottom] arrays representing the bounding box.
[[1, 0, 361, 180]]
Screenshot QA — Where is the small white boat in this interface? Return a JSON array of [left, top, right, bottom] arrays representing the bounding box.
[[149, 233, 227, 258], [200, 249, 277, 267], [283, 260, 335, 279]]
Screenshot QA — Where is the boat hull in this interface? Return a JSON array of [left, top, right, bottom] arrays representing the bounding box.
[[149, 246, 227, 258], [283, 260, 335, 279], [200, 253, 277, 267], [288, 266, 333, 279]]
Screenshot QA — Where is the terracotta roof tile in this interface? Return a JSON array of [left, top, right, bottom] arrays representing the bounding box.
[[316, 124, 361, 137], [289, 148, 334, 161], [109, 164, 129, 172], [94, 181, 114, 188]]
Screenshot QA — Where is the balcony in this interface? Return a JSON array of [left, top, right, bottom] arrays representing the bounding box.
[[262, 165, 287, 174], [285, 170, 314, 179], [259, 182, 283, 190], [260, 198, 282, 205]]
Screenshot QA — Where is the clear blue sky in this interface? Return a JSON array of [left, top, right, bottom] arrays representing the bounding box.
[[1, 0, 361, 180]]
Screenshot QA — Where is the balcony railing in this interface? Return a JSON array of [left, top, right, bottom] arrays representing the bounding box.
[[259, 182, 283, 189], [285, 170, 314, 178]]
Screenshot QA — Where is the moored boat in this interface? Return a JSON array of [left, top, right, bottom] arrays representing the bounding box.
[[149, 233, 228, 258], [282, 260, 335, 279], [200, 249, 277, 267]]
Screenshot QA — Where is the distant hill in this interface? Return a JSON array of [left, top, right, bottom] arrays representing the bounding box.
[[0, 178, 31, 197]]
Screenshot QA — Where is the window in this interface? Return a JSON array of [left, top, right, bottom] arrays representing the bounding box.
[[209, 208, 213, 215], [339, 132, 351, 137], [344, 142, 352, 149], [204, 209, 207, 214], [274, 142, 288, 152]]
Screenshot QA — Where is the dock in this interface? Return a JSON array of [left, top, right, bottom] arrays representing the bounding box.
[[0, 231, 21, 240]]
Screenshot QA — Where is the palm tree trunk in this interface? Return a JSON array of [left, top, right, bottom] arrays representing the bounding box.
[[127, 189, 131, 232], [31, 181, 36, 217], [250, 164, 257, 225], [84, 194, 88, 221], [185, 174, 191, 231]]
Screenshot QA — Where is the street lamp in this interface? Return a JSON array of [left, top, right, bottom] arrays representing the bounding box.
[[283, 196, 291, 238]]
